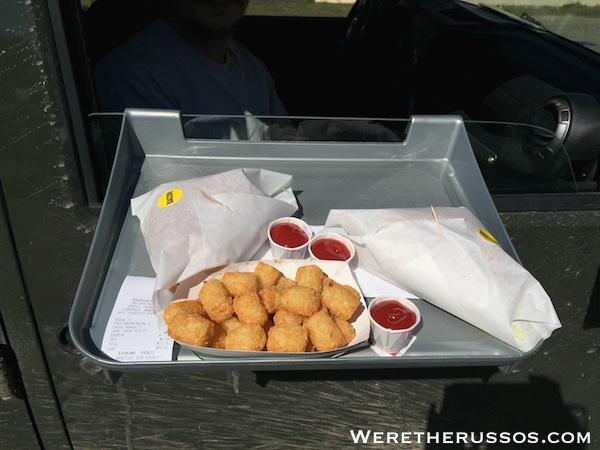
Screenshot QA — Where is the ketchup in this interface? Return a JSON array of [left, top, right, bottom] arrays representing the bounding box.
[[370, 300, 417, 330], [310, 238, 351, 261], [270, 222, 309, 248]]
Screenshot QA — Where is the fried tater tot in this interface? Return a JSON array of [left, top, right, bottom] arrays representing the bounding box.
[[267, 325, 309, 352], [223, 323, 266, 351], [273, 308, 304, 326], [295, 264, 324, 293], [253, 261, 282, 289], [220, 271, 260, 296], [163, 300, 206, 326], [211, 335, 227, 349], [258, 286, 282, 314], [279, 285, 321, 317], [303, 309, 346, 351], [167, 312, 214, 347], [321, 278, 361, 321], [277, 276, 296, 289], [334, 317, 356, 346], [208, 317, 242, 349], [198, 279, 234, 323], [208, 322, 228, 348], [233, 291, 269, 326], [220, 316, 243, 334]]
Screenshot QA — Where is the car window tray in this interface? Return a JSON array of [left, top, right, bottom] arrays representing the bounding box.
[[69, 109, 534, 373]]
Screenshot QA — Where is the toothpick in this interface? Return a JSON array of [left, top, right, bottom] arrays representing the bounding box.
[[196, 189, 224, 206], [431, 205, 444, 237]]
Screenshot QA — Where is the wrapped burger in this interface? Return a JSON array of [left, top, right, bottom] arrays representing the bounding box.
[[321, 207, 561, 352], [131, 168, 299, 324]]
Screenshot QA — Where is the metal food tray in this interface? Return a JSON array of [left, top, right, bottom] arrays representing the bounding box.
[[70, 109, 533, 372]]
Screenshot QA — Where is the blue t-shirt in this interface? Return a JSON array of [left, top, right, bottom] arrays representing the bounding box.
[[94, 18, 288, 116]]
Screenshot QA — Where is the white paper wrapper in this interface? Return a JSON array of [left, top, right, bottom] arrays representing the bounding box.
[[323, 207, 561, 352], [130, 168, 299, 320]]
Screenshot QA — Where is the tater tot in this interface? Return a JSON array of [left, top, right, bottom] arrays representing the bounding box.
[[209, 317, 242, 349], [267, 325, 309, 352], [303, 309, 346, 351], [208, 322, 228, 348], [220, 316, 243, 334], [334, 317, 356, 346], [163, 300, 206, 326], [223, 323, 266, 351], [295, 264, 324, 293], [321, 278, 361, 321], [279, 285, 321, 317], [198, 279, 234, 323], [258, 286, 282, 314], [212, 335, 227, 349], [167, 312, 214, 347], [233, 291, 269, 326], [273, 308, 304, 326], [220, 271, 260, 296], [254, 261, 282, 289], [277, 276, 296, 289]]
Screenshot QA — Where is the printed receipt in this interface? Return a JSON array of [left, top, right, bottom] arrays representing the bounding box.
[[101, 276, 174, 362]]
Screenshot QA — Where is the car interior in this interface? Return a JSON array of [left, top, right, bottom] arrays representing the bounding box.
[[56, 0, 600, 205]]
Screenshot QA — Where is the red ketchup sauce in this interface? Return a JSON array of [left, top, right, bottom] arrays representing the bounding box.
[[270, 222, 309, 248], [310, 238, 351, 261], [370, 300, 417, 330]]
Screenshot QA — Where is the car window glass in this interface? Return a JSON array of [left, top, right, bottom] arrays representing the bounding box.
[[88, 113, 577, 197], [245, 0, 353, 17], [463, 1, 600, 53], [80, 0, 353, 17], [77, 1, 596, 203]]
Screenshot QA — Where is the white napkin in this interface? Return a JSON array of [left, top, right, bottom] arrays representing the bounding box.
[[323, 207, 561, 352], [131, 168, 299, 319]]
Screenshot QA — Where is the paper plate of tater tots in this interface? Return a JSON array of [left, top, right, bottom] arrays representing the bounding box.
[[163, 260, 370, 357]]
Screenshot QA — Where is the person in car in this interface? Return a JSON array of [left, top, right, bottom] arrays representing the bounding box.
[[93, 0, 288, 117]]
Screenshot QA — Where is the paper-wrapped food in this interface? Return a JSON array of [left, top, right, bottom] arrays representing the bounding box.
[[131, 168, 299, 319], [322, 207, 561, 352]]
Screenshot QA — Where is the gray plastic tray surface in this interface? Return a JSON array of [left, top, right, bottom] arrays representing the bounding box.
[[70, 110, 533, 372]]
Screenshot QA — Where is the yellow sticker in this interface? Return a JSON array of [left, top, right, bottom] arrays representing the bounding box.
[[158, 188, 183, 208], [478, 228, 500, 246]]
